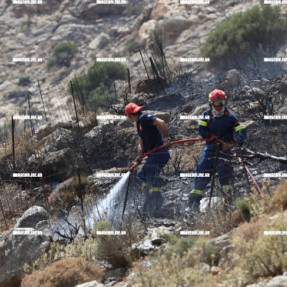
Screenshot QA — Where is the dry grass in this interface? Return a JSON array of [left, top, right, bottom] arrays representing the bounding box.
[[233, 218, 268, 242], [132, 237, 220, 287], [270, 179, 287, 212], [226, 214, 287, 286], [21, 257, 103, 287]]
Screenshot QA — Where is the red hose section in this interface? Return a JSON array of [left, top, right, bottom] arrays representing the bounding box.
[[130, 137, 211, 171], [130, 136, 263, 195], [215, 138, 262, 195]]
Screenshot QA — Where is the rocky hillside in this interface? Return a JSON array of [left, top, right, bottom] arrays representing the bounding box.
[[1, 0, 287, 126], [1, 0, 287, 286]]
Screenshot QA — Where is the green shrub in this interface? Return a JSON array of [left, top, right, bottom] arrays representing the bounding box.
[[201, 5, 287, 70], [234, 198, 251, 222], [18, 77, 31, 87], [69, 62, 126, 111], [46, 59, 57, 71], [164, 236, 196, 260], [93, 219, 111, 233], [53, 42, 78, 67], [126, 39, 141, 53], [94, 220, 140, 268], [47, 42, 78, 70]]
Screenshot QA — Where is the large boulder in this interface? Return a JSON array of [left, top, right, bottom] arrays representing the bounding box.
[[136, 78, 168, 94], [69, 0, 126, 20], [35, 148, 89, 182], [83, 126, 137, 169], [144, 110, 170, 124], [144, 94, 186, 111], [15, 206, 49, 229], [138, 20, 157, 42], [266, 276, 287, 287], [39, 127, 74, 154], [0, 207, 51, 287], [219, 69, 245, 91], [155, 16, 193, 44], [35, 122, 73, 141], [48, 175, 88, 214]]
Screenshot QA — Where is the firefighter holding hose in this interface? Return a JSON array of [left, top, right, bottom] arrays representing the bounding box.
[[189, 89, 247, 213], [125, 103, 170, 217]]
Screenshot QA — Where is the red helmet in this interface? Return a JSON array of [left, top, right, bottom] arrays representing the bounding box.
[[209, 89, 227, 106]]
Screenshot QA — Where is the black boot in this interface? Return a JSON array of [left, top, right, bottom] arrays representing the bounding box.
[[188, 194, 202, 213], [149, 191, 164, 218]]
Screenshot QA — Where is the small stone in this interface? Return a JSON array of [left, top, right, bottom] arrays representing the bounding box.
[[198, 262, 210, 275]]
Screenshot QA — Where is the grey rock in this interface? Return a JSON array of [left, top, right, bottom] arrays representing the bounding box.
[[267, 276, 287, 287], [69, 1, 125, 19], [220, 69, 245, 91], [132, 239, 155, 256], [141, 260, 153, 269], [35, 122, 73, 141], [198, 262, 210, 275], [280, 75, 287, 94], [4, 90, 29, 104], [0, 226, 51, 287], [209, 230, 235, 249], [15, 206, 49, 229], [39, 127, 73, 152], [35, 220, 50, 233], [104, 281, 117, 287], [35, 148, 88, 182], [246, 283, 267, 287], [89, 33, 110, 50], [145, 94, 186, 111], [76, 281, 104, 287], [155, 16, 193, 42], [126, 272, 137, 281], [144, 110, 171, 124], [104, 268, 125, 284], [190, 103, 210, 116], [113, 282, 129, 287]]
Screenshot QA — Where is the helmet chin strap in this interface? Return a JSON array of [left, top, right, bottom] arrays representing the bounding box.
[[213, 106, 225, 117]]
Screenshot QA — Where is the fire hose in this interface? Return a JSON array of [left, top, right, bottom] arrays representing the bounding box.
[[122, 136, 262, 217]]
